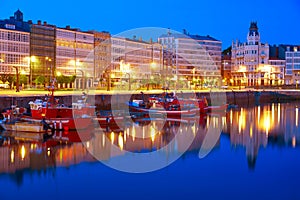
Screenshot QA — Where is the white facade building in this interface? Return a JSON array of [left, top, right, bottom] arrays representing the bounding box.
[[56, 27, 94, 88], [0, 10, 30, 83], [268, 58, 285, 85], [0, 28, 30, 77], [159, 30, 222, 88], [285, 46, 300, 84], [231, 22, 273, 86], [110, 37, 162, 89]]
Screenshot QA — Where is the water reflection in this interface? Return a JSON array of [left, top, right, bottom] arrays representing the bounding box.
[[0, 103, 300, 179]]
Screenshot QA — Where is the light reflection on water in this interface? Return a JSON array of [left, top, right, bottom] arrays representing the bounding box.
[[0, 103, 300, 199]]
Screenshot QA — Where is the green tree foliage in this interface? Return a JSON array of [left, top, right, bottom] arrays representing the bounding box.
[[56, 75, 76, 84], [222, 46, 232, 55], [34, 76, 45, 85], [19, 74, 28, 85], [69, 75, 76, 83], [0, 74, 14, 83]]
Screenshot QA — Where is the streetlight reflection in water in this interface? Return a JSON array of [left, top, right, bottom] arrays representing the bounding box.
[[0, 103, 300, 175]]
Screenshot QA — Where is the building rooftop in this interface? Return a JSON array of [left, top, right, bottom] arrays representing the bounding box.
[[0, 9, 30, 32], [159, 32, 220, 42]]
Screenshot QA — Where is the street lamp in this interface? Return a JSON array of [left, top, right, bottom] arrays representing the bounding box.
[[148, 62, 157, 90], [120, 60, 131, 91], [45, 57, 53, 84], [69, 59, 82, 89], [28, 56, 36, 88], [56, 71, 62, 89]]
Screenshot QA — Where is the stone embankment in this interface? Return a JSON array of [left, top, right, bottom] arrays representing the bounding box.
[[0, 90, 299, 111]]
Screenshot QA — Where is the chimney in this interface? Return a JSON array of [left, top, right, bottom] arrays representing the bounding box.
[[28, 20, 32, 24], [66, 25, 70, 29], [133, 35, 136, 40], [43, 21, 47, 26], [37, 20, 41, 25], [139, 37, 142, 41], [149, 38, 153, 44]]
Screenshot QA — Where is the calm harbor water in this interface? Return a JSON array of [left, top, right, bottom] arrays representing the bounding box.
[[0, 102, 300, 200]]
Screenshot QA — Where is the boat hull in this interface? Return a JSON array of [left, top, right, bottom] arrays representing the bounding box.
[[22, 116, 93, 130], [0, 121, 47, 133]]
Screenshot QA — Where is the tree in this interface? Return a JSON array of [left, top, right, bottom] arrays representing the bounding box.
[[34, 76, 46, 85], [19, 74, 28, 85], [69, 75, 76, 83], [56, 75, 66, 84], [0, 74, 14, 89], [222, 46, 232, 56]]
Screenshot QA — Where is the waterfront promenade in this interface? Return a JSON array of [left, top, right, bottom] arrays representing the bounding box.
[[0, 88, 300, 97], [0, 88, 299, 111]]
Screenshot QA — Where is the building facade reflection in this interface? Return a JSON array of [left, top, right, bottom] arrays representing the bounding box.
[[227, 103, 300, 168], [0, 103, 299, 177]]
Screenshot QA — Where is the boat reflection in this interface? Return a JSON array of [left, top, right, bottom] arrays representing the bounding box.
[[0, 103, 299, 177]]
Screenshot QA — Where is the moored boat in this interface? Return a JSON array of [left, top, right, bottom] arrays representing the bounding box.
[[128, 91, 228, 119], [25, 84, 95, 130]]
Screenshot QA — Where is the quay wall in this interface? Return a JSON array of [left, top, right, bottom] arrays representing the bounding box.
[[0, 90, 300, 111]]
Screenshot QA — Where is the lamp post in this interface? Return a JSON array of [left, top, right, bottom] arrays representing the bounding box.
[[29, 56, 36, 88], [120, 60, 131, 91], [45, 57, 53, 84]]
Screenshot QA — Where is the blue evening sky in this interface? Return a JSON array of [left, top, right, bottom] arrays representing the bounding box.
[[1, 0, 299, 49]]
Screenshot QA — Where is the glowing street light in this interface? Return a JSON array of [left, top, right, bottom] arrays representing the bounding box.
[[45, 56, 53, 83], [56, 71, 62, 76], [120, 60, 131, 90], [26, 56, 37, 88]]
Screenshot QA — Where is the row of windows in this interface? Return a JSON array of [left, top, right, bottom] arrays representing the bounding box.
[[286, 52, 300, 57], [56, 41, 93, 49], [269, 61, 285, 65], [56, 31, 93, 41], [0, 30, 29, 42], [31, 34, 55, 42], [206, 47, 221, 52], [177, 44, 205, 50], [286, 58, 300, 63], [294, 65, 300, 70], [112, 48, 155, 58], [0, 42, 29, 53], [178, 49, 207, 55], [111, 39, 151, 49], [0, 66, 14, 73], [0, 54, 29, 65], [56, 59, 94, 67], [31, 28, 55, 36], [56, 30, 76, 38], [56, 48, 93, 57], [199, 41, 222, 47], [31, 41, 55, 48]]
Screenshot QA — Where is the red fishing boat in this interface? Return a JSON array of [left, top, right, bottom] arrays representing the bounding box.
[[23, 85, 95, 131], [128, 91, 227, 119]]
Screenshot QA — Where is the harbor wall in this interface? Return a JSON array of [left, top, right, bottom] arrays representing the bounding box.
[[0, 90, 299, 111]]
